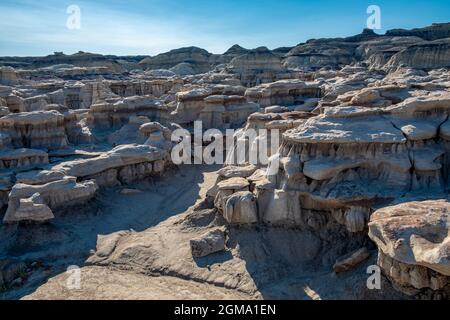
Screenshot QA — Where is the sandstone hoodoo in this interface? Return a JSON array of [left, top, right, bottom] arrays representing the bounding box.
[[1, 17, 450, 302], [369, 200, 450, 295]]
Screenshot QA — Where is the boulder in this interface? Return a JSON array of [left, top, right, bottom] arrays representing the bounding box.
[[333, 247, 370, 273], [7, 193, 55, 223], [224, 191, 258, 224], [190, 228, 226, 258], [217, 177, 250, 191], [369, 200, 450, 293], [217, 165, 257, 179], [3, 177, 98, 224]]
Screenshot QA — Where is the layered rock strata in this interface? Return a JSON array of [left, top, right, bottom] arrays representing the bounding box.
[[369, 200, 449, 296]]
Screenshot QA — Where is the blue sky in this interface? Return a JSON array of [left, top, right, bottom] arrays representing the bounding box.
[[1, 0, 450, 56]]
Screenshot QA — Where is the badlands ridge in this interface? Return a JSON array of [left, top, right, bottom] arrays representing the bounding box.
[[0, 23, 450, 299]]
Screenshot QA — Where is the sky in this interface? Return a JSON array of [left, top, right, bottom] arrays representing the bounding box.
[[1, 0, 450, 57]]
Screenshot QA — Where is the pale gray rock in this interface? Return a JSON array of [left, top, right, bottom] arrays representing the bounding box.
[[170, 62, 196, 76], [15, 170, 66, 185], [217, 177, 250, 191], [344, 207, 370, 233], [0, 111, 68, 149], [0, 148, 49, 170], [264, 105, 290, 114], [217, 165, 257, 179], [369, 200, 450, 277], [224, 191, 258, 224], [333, 247, 370, 273], [227, 47, 287, 86], [385, 39, 450, 69], [0, 67, 18, 85], [190, 227, 226, 258], [284, 114, 406, 144], [7, 193, 55, 223], [245, 79, 322, 108], [51, 144, 166, 179], [3, 177, 98, 224], [139, 47, 212, 74]]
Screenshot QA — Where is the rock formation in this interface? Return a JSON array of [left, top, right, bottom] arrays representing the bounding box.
[[386, 23, 450, 41], [171, 85, 259, 129], [245, 79, 322, 108], [385, 39, 450, 69], [0, 22, 450, 300], [3, 177, 97, 224], [369, 200, 449, 296], [139, 47, 213, 74], [0, 111, 68, 149], [190, 227, 226, 258], [226, 47, 291, 86], [0, 67, 18, 85]]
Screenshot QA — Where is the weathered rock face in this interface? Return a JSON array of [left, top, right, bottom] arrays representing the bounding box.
[[201, 95, 259, 129], [2, 21, 450, 300], [386, 23, 450, 41], [17, 65, 121, 81], [204, 65, 450, 295], [0, 148, 49, 170], [107, 79, 182, 98], [369, 200, 450, 295], [224, 191, 258, 224], [6, 193, 55, 223], [215, 44, 250, 64], [283, 24, 450, 71], [190, 227, 226, 257], [49, 144, 168, 187], [385, 39, 450, 70], [88, 96, 168, 129], [19, 51, 126, 73], [3, 177, 98, 224], [169, 63, 197, 76], [227, 47, 290, 87], [333, 247, 370, 273], [284, 29, 382, 70], [171, 85, 259, 128], [223, 110, 315, 168], [245, 79, 322, 108], [139, 47, 212, 74], [359, 36, 426, 70], [284, 40, 358, 70], [9, 80, 118, 113], [0, 111, 68, 149], [274, 88, 450, 214], [76, 80, 118, 109], [0, 67, 18, 85]]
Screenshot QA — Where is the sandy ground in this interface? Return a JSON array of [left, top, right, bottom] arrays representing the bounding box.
[[0, 164, 221, 299], [24, 266, 251, 300], [2, 163, 407, 300]]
